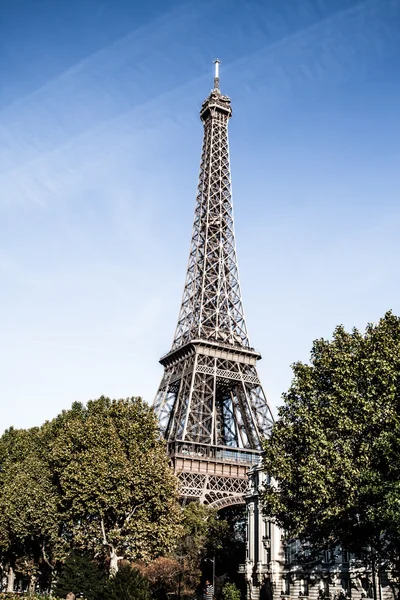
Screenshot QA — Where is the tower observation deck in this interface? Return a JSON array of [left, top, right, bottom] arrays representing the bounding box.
[[153, 61, 274, 508]]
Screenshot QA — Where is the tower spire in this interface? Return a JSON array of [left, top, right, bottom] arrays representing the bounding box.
[[213, 58, 220, 90], [153, 69, 274, 507]]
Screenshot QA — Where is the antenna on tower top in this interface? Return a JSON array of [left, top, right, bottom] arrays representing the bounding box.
[[213, 58, 220, 90]]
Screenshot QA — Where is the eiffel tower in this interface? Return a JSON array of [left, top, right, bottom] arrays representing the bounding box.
[[153, 61, 273, 508]]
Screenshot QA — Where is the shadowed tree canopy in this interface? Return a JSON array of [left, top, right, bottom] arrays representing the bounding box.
[[175, 502, 229, 592], [174, 502, 246, 597], [261, 312, 400, 567], [53, 552, 105, 600], [104, 563, 151, 600]]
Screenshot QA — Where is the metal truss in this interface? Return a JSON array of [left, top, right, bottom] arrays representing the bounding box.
[[153, 63, 274, 507], [179, 472, 248, 508], [154, 350, 273, 448], [172, 75, 248, 350]]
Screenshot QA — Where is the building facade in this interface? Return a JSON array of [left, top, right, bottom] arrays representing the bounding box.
[[243, 464, 396, 600]]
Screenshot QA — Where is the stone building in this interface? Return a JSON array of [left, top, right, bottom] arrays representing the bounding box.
[[241, 463, 397, 600]]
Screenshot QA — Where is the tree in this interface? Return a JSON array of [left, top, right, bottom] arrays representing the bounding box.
[[48, 396, 181, 575], [103, 563, 151, 600], [181, 502, 229, 558], [133, 556, 181, 600], [137, 503, 243, 598], [0, 427, 62, 592], [221, 581, 242, 600], [261, 312, 400, 570], [54, 552, 105, 600], [176, 502, 229, 595]]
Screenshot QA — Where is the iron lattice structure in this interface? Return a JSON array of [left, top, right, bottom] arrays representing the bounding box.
[[153, 62, 273, 508]]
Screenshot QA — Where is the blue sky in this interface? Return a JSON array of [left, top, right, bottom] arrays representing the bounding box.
[[1, 0, 399, 430]]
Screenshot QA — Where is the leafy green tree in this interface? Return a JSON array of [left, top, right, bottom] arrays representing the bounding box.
[[181, 502, 229, 557], [261, 312, 400, 569], [0, 427, 62, 592], [48, 396, 181, 575], [103, 563, 151, 600], [175, 503, 229, 594]]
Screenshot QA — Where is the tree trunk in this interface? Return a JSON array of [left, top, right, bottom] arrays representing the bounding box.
[[7, 566, 15, 593], [100, 517, 122, 577], [28, 575, 36, 595], [109, 547, 119, 577]]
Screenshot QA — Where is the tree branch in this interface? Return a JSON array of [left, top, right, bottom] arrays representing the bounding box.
[[124, 503, 144, 526], [41, 542, 53, 570], [100, 518, 108, 547]]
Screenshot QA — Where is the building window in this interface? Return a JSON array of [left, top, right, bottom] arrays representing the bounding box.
[[320, 577, 329, 598], [254, 472, 259, 491], [302, 542, 311, 560], [265, 520, 271, 539], [300, 578, 309, 597], [283, 576, 290, 595], [341, 578, 351, 597], [342, 550, 351, 564]]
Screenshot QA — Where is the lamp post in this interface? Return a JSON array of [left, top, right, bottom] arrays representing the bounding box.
[[213, 556, 215, 594], [204, 557, 216, 597], [177, 541, 185, 600]]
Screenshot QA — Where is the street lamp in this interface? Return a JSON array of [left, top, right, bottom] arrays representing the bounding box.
[[204, 556, 216, 595]]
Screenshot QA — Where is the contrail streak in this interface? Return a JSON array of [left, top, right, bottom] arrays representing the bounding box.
[[0, 0, 389, 186], [0, 0, 203, 117]]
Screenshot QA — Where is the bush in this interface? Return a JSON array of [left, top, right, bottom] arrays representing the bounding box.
[[103, 563, 151, 600], [0, 596, 62, 600], [221, 582, 241, 600]]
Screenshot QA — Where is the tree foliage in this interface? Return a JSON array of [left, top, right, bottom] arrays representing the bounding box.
[[53, 552, 105, 600], [48, 396, 181, 574], [0, 426, 62, 590], [221, 581, 242, 600], [181, 502, 229, 557], [214, 506, 246, 596], [261, 312, 400, 567], [0, 396, 182, 590], [133, 503, 245, 599], [133, 557, 181, 600], [103, 563, 151, 600]]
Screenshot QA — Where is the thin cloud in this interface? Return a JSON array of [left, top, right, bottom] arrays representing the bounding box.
[[1, 0, 392, 193], [0, 0, 204, 117], [227, 0, 392, 95]]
